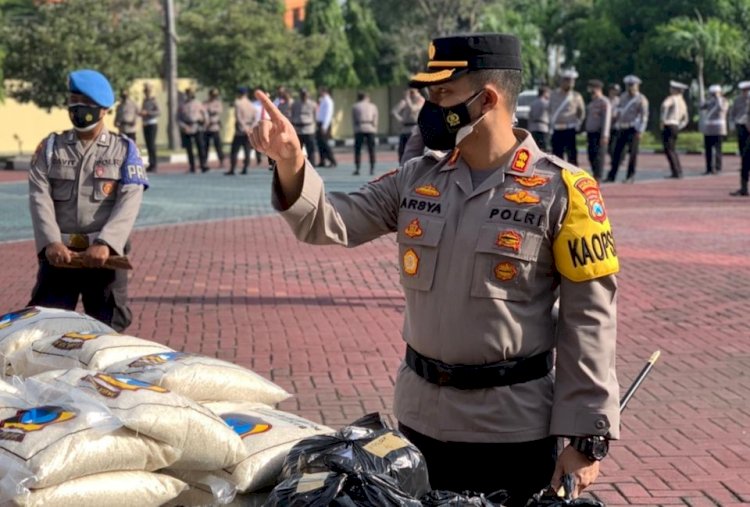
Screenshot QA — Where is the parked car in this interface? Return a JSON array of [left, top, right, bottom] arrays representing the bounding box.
[[514, 89, 537, 129]]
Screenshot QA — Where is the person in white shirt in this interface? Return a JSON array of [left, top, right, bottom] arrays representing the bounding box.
[[252, 87, 269, 167], [315, 87, 337, 168]]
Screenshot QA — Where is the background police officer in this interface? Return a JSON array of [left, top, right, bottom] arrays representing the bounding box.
[[227, 86, 257, 176], [114, 89, 139, 142], [700, 84, 729, 174], [251, 34, 619, 506], [140, 82, 160, 173], [729, 81, 750, 158], [291, 88, 318, 166], [392, 88, 425, 163], [607, 75, 649, 183], [178, 88, 209, 173], [203, 87, 225, 170], [584, 80, 611, 181], [549, 69, 585, 164], [528, 85, 550, 151], [660, 81, 689, 179], [28, 69, 148, 332], [351, 91, 379, 175]]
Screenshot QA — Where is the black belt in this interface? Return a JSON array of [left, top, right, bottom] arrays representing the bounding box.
[[403, 122, 416, 127], [405, 345, 552, 390]]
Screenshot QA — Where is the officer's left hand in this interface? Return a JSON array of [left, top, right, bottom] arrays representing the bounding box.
[[550, 445, 600, 498], [82, 244, 110, 268]]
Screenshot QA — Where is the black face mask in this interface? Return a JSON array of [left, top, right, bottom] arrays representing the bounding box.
[[417, 89, 484, 151], [68, 104, 103, 131]]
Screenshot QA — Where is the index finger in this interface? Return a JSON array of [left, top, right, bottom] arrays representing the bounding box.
[[255, 90, 286, 123]]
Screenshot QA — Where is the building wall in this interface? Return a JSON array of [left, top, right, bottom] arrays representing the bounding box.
[[284, 0, 307, 29]]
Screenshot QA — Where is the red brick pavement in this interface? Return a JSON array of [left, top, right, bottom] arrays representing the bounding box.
[[0, 162, 749, 505]]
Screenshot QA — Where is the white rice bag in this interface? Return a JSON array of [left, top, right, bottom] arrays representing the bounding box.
[[33, 368, 248, 471], [12, 332, 172, 376], [0, 307, 113, 375], [107, 351, 290, 405], [0, 384, 179, 492], [162, 472, 236, 506], [12, 471, 187, 507], [204, 402, 334, 492]]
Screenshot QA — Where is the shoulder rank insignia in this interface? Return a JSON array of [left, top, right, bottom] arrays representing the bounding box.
[[513, 175, 550, 188], [496, 230, 522, 252], [370, 168, 399, 183], [510, 148, 531, 173], [403, 248, 419, 276], [504, 190, 541, 204], [553, 170, 619, 282], [415, 184, 441, 198], [404, 218, 423, 238]]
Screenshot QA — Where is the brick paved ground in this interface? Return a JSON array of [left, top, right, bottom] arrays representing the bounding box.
[[0, 149, 748, 506]]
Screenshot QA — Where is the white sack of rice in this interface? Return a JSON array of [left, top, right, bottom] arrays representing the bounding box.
[[12, 471, 187, 507], [12, 332, 172, 377], [106, 351, 290, 405], [0, 307, 113, 375], [0, 386, 179, 490], [203, 402, 334, 493], [161, 472, 237, 506], [32, 368, 248, 471]]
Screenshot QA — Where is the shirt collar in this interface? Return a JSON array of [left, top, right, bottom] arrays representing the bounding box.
[[439, 128, 541, 177]]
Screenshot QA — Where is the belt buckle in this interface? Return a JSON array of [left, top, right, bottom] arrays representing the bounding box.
[[434, 364, 452, 387]]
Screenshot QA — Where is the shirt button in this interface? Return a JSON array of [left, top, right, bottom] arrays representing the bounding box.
[[595, 419, 608, 430]]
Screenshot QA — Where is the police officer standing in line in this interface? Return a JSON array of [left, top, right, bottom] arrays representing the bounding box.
[[700, 84, 729, 175], [584, 80, 611, 181], [607, 84, 621, 160], [203, 88, 225, 170], [528, 85, 550, 152], [549, 69, 585, 164], [729, 81, 750, 158], [291, 88, 318, 166], [730, 87, 750, 196], [140, 83, 159, 173], [660, 81, 689, 179], [226, 87, 257, 176], [178, 88, 209, 173], [392, 88, 425, 163], [606, 75, 649, 183], [114, 89, 139, 142], [316, 87, 338, 168], [352, 91, 379, 176], [27, 69, 148, 331], [252, 34, 619, 506]]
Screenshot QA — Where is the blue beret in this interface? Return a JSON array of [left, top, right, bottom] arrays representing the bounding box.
[[68, 69, 115, 108]]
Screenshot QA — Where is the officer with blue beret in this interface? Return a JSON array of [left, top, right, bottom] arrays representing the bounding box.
[[27, 69, 149, 331]]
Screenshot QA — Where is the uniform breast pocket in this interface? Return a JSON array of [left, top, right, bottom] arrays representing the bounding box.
[[48, 165, 77, 202], [93, 166, 121, 201], [470, 224, 544, 302], [396, 215, 445, 291]]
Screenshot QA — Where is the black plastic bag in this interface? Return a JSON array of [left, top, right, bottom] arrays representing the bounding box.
[[525, 475, 604, 507], [280, 412, 430, 498], [421, 489, 509, 506], [264, 465, 422, 507]]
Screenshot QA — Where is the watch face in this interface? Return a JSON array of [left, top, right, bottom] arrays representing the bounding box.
[[592, 439, 609, 460]]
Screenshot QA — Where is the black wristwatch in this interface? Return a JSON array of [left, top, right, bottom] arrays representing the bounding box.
[[569, 435, 609, 461], [93, 238, 109, 247]]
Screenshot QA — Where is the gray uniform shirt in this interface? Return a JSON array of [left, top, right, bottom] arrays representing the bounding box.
[[114, 99, 139, 135], [272, 130, 620, 443], [233, 97, 257, 136], [291, 99, 318, 135], [352, 100, 379, 134], [28, 129, 147, 256], [661, 94, 688, 130], [392, 97, 423, 134], [204, 98, 224, 133], [700, 96, 729, 136], [615, 92, 649, 133], [585, 96, 612, 134], [729, 94, 748, 126], [141, 97, 159, 126], [178, 99, 206, 135], [528, 97, 550, 133], [548, 89, 585, 130]]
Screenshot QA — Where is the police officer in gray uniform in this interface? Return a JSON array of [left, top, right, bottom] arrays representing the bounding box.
[[392, 88, 425, 163], [660, 81, 689, 179], [114, 89, 139, 142], [203, 88, 225, 170], [584, 80, 611, 181], [28, 69, 148, 332], [528, 85, 550, 151], [140, 83, 160, 173], [291, 88, 318, 167], [352, 91, 379, 175], [729, 81, 750, 157], [606, 75, 648, 183], [700, 84, 729, 174], [178, 88, 209, 173], [549, 69, 585, 164], [252, 34, 619, 506]]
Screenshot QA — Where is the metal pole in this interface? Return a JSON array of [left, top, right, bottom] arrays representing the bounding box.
[[620, 350, 661, 413], [164, 0, 178, 150]]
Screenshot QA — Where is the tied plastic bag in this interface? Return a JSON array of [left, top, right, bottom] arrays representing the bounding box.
[[526, 475, 604, 507], [12, 471, 188, 507], [106, 351, 290, 405], [32, 369, 248, 471], [265, 465, 422, 507], [162, 472, 236, 506], [12, 331, 172, 376], [0, 307, 113, 375], [202, 401, 334, 492], [281, 412, 430, 498], [0, 380, 179, 498], [421, 490, 509, 506]]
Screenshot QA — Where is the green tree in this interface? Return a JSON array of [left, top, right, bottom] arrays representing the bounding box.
[[303, 0, 358, 89], [1, 0, 161, 110], [343, 0, 382, 87], [652, 14, 747, 101], [179, 0, 327, 96]]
